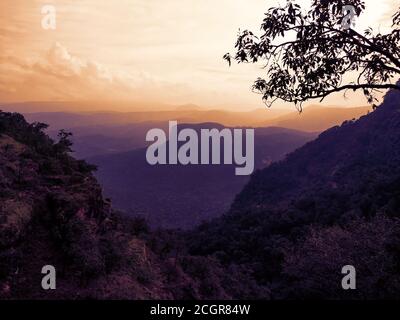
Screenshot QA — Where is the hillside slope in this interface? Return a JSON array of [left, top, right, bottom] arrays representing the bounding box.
[[233, 90, 400, 214], [189, 87, 400, 299], [0, 111, 264, 299]]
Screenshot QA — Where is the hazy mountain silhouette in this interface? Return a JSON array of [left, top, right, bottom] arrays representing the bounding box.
[[89, 124, 316, 229], [18, 104, 370, 131], [16, 104, 371, 159]]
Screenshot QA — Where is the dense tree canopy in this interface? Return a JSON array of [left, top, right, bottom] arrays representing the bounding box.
[[224, 0, 400, 110]]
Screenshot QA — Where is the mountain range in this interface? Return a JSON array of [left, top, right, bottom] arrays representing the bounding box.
[[0, 103, 373, 230], [89, 125, 317, 229], [3, 103, 371, 138]]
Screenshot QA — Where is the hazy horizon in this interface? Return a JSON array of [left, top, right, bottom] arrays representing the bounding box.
[[0, 99, 371, 112]]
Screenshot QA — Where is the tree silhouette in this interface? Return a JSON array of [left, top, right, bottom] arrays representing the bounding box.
[[55, 129, 73, 153], [224, 0, 400, 110]]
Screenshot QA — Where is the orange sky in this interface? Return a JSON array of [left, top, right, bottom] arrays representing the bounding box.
[[0, 0, 398, 111]]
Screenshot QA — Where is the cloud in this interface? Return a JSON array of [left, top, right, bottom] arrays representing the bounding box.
[[0, 42, 198, 105]]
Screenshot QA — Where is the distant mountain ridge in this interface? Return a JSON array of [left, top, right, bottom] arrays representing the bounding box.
[[5, 102, 371, 129], [13, 104, 370, 159]]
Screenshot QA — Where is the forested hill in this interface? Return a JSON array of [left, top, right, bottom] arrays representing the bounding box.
[[188, 86, 400, 299], [231, 84, 400, 215]]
